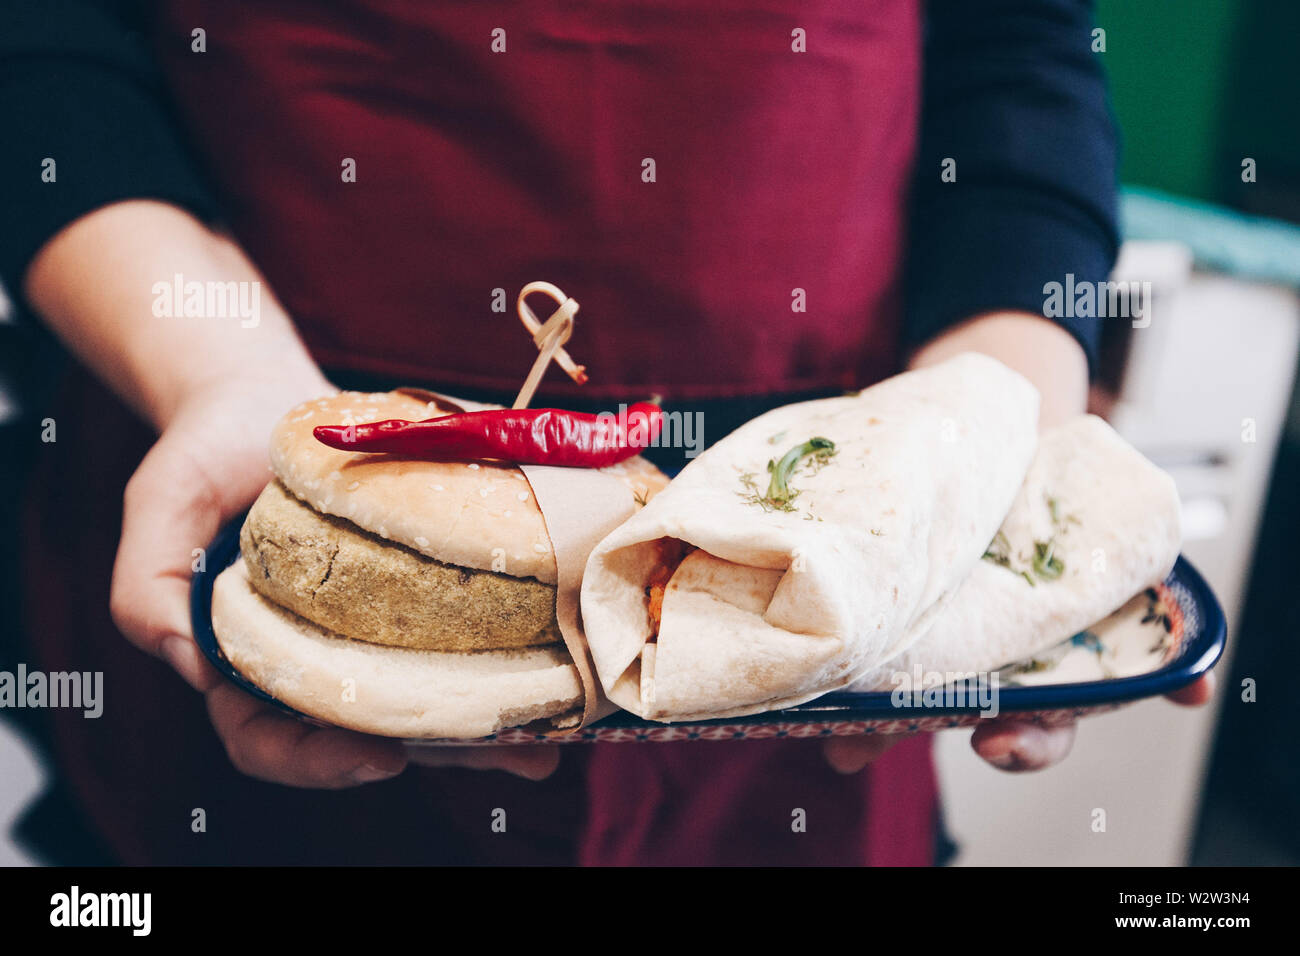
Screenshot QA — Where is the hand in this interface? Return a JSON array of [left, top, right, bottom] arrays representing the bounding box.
[[108, 374, 566, 786], [823, 675, 1216, 774], [829, 310, 1206, 776], [970, 674, 1215, 771], [30, 201, 562, 787], [917, 313, 1213, 771], [822, 734, 910, 774]]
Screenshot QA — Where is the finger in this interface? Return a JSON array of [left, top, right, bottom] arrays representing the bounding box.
[[207, 683, 407, 788], [1166, 672, 1215, 707], [971, 719, 1076, 772], [110, 440, 227, 691], [822, 733, 907, 774], [160, 634, 221, 693], [404, 743, 562, 781]]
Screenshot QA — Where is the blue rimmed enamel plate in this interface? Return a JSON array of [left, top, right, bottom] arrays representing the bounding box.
[[191, 515, 1225, 743]]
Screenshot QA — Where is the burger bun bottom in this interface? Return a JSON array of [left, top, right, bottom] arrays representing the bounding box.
[[211, 559, 583, 739]]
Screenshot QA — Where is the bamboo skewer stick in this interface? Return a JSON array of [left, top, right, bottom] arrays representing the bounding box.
[[512, 281, 588, 409]]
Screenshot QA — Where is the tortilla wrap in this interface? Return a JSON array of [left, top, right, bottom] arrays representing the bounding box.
[[849, 414, 1182, 690], [580, 353, 1040, 721]]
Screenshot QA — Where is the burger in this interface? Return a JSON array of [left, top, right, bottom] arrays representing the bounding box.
[[210, 389, 666, 738]]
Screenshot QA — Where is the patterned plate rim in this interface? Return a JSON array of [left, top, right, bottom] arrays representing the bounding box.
[[191, 514, 1226, 740]]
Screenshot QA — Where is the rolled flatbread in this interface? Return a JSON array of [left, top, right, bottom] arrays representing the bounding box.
[[849, 414, 1181, 690], [581, 354, 1040, 721]]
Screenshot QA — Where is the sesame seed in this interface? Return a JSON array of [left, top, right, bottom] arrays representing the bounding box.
[[414, 536, 430, 548], [347, 481, 360, 491], [517, 492, 528, 501], [468, 463, 480, 470]]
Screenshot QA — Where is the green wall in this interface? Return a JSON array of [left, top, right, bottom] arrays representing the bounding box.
[[1096, 0, 1241, 203]]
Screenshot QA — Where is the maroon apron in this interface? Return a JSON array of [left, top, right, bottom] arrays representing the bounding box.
[[22, 0, 937, 864]]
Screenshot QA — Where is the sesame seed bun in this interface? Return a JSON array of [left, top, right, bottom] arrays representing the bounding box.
[[269, 390, 664, 583]]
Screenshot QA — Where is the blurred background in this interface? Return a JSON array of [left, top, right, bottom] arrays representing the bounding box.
[[2, 1, 1299, 865], [935, 0, 1300, 866]]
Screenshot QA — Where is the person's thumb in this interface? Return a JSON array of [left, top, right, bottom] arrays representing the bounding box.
[[110, 436, 229, 692]]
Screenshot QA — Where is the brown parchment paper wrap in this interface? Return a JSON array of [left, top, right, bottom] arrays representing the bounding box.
[[520, 464, 646, 732], [400, 388, 664, 733], [399, 388, 667, 734]]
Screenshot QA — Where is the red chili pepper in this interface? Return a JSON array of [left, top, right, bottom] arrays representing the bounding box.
[[313, 402, 663, 468]]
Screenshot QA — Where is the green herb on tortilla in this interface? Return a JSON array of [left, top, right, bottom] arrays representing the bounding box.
[[982, 493, 1072, 584], [983, 530, 1012, 568], [739, 437, 837, 513], [1032, 539, 1065, 580], [767, 437, 836, 504]]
